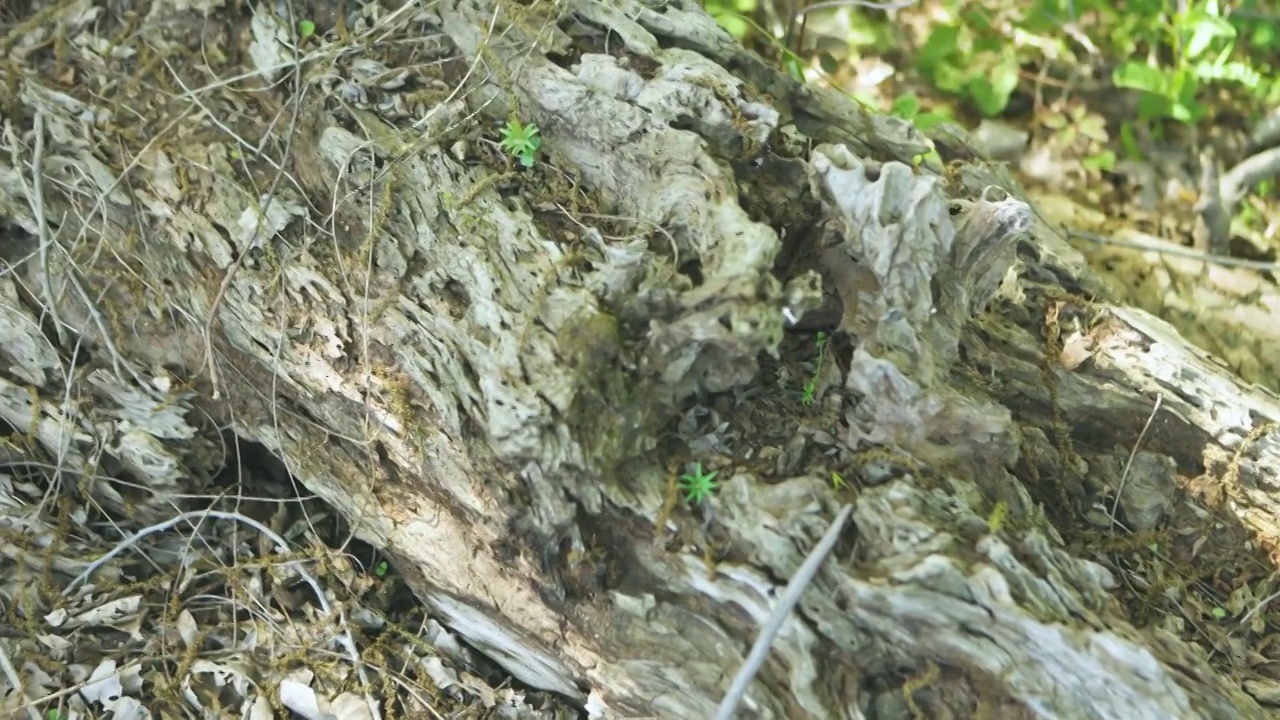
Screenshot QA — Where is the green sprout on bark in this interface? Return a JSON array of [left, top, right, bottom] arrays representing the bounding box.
[[499, 118, 541, 167], [802, 331, 828, 405], [679, 462, 719, 506]]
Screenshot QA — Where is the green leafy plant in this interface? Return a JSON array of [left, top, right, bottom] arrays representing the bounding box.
[[499, 119, 541, 167], [703, 0, 758, 39], [703, 0, 812, 81], [882, 0, 1271, 129], [1118, 122, 1142, 161], [298, 19, 316, 40], [890, 93, 954, 133], [915, 15, 1021, 117], [1111, 0, 1264, 123], [679, 462, 719, 506], [375, 560, 389, 577], [1081, 149, 1116, 173], [1042, 104, 1115, 172]]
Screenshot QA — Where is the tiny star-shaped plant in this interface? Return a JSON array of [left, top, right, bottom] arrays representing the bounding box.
[[679, 462, 719, 506], [498, 118, 541, 167]]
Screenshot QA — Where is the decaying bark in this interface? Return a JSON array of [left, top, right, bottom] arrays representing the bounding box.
[[3, 0, 1280, 718]]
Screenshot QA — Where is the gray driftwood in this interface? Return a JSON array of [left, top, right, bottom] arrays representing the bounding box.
[[2, 0, 1279, 717]]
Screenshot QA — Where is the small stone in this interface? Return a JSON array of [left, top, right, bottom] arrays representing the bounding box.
[[973, 120, 1029, 163]]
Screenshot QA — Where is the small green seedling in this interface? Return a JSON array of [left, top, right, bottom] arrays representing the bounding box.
[[802, 331, 828, 406], [679, 462, 719, 506], [375, 560, 389, 577], [298, 20, 316, 40], [499, 119, 541, 167]]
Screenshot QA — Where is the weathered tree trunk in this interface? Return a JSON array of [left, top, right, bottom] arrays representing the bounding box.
[[3, 0, 1279, 718]]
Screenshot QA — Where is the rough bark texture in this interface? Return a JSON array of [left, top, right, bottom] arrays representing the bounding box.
[[3, 0, 1280, 718]]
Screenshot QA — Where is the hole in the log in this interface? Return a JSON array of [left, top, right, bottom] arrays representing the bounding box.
[[679, 258, 703, 285], [545, 45, 581, 69], [440, 357, 483, 407], [212, 432, 293, 489], [440, 278, 471, 319], [58, 340, 92, 375], [625, 52, 662, 80]]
